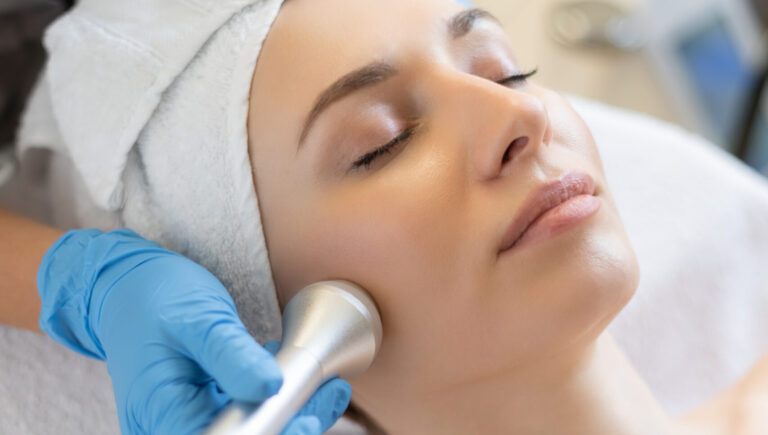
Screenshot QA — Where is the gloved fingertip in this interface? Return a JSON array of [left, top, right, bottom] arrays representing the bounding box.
[[330, 379, 352, 422], [246, 342, 284, 397], [263, 340, 280, 355], [337, 381, 352, 408], [254, 360, 283, 398], [196, 322, 285, 402], [283, 416, 321, 435], [297, 378, 351, 431]]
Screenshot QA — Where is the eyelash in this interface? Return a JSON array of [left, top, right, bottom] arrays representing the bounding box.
[[351, 68, 539, 171]]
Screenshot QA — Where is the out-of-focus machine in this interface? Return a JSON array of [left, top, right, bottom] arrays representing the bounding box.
[[735, 0, 768, 176], [640, 0, 766, 168], [549, 0, 768, 175], [0, 0, 70, 186]]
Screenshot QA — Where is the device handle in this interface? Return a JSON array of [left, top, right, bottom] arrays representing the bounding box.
[[205, 345, 325, 435]]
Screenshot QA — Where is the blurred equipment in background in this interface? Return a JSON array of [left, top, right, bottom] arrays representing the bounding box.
[[752, 0, 768, 28], [0, 0, 71, 186], [0, 0, 70, 150], [736, 56, 768, 176], [640, 0, 766, 157], [548, 0, 768, 176], [550, 0, 646, 51], [735, 0, 768, 176]]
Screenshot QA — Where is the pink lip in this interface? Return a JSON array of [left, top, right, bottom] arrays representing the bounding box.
[[498, 171, 599, 253]]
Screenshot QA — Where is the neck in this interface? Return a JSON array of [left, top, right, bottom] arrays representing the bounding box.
[[384, 333, 677, 435]]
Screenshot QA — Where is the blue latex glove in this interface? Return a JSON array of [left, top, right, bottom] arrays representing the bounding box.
[[37, 228, 351, 435]]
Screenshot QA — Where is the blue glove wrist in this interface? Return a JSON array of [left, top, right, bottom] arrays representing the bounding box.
[[37, 228, 110, 359], [38, 227, 172, 360]]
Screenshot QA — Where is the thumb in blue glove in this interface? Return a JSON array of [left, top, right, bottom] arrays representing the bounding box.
[[263, 341, 353, 435], [38, 228, 350, 434]]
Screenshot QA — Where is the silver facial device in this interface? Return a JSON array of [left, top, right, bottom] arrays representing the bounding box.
[[205, 280, 383, 435]]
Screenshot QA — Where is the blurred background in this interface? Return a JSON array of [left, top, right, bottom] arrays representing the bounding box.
[[476, 0, 768, 176], [0, 0, 767, 182]]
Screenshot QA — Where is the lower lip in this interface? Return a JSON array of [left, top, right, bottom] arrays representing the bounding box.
[[507, 195, 602, 251]]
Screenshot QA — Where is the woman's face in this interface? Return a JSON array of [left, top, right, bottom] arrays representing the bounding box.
[[248, 0, 639, 418]]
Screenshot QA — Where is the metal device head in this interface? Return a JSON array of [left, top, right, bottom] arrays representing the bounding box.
[[280, 280, 383, 379], [206, 280, 382, 435]]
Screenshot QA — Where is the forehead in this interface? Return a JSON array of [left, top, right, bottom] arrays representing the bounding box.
[[248, 0, 468, 150], [266, 0, 464, 78]]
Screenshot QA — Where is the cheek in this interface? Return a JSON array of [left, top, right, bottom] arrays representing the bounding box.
[[277, 159, 473, 324], [276, 156, 498, 387]]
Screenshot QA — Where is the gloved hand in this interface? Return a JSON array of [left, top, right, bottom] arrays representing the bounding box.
[[37, 228, 351, 434]]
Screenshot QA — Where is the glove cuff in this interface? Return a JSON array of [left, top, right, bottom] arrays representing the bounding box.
[[38, 228, 107, 359], [37, 228, 165, 360]]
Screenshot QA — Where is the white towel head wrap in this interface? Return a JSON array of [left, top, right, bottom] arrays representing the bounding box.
[[22, 0, 287, 342]]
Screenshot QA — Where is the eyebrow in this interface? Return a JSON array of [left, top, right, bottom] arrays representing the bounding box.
[[297, 8, 502, 150]]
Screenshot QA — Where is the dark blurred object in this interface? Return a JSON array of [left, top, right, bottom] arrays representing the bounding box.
[[0, 0, 71, 149], [735, 0, 768, 174], [735, 63, 768, 175], [749, 0, 768, 29]]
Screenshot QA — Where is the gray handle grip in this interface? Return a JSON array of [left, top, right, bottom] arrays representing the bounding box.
[[205, 346, 325, 435]]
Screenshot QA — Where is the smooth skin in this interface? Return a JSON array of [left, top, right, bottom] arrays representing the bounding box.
[[245, 0, 767, 433], [0, 206, 59, 333]]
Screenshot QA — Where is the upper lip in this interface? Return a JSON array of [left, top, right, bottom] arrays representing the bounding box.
[[499, 171, 596, 252]]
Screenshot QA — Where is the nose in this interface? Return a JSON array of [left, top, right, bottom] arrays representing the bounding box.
[[442, 74, 552, 181]]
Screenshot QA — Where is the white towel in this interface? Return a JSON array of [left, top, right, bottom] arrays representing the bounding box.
[[15, 0, 288, 343]]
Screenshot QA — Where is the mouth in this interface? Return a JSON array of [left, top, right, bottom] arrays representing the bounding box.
[[498, 171, 598, 253]]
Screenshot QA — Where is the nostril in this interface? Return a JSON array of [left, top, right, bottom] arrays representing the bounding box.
[[502, 136, 529, 165]]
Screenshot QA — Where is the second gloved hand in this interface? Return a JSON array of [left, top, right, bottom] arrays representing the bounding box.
[[38, 228, 351, 434]]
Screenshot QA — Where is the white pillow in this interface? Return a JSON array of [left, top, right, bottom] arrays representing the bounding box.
[[572, 96, 768, 416]]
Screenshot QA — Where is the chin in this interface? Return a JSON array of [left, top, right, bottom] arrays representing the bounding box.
[[503, 211, 640, 362], [556, 226, 640, 351]]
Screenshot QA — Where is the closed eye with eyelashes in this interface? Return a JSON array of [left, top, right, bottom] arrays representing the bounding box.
[[349, 68, 539, 172]]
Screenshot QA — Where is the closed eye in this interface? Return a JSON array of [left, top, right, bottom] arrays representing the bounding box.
[[350, 126, 418, 171], [496, 68, 538, 85], [349, 68, 539, 173]]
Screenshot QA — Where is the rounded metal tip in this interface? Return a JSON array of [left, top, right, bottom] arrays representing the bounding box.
[[280, 280, 383, 379]]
